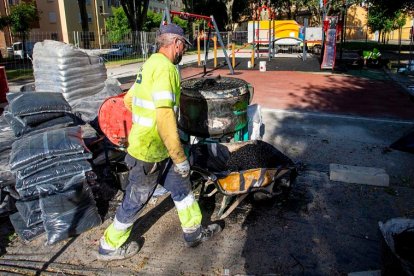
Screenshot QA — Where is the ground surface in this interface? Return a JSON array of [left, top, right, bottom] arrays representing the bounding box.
[[1, 55, 414, 275]]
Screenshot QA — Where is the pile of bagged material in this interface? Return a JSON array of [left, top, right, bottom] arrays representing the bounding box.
[[32, 40, 107, 106], [3, 92, 76, 137], [8, 126, 101, 244], [32, 40, 122, 123]]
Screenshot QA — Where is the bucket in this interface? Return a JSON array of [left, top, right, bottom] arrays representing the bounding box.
[[0, 66, 9, 103], [98, 92, 132, 147], [259, 61, 266, 72]]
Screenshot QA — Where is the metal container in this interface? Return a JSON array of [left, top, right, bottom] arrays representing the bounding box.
[[179, 76, 251, 138]]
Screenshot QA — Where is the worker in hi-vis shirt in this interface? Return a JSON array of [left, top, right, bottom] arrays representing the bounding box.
[[97, 24, 222, 261]]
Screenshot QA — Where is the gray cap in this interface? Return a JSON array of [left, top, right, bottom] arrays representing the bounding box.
[[158, 23, 192, 46]]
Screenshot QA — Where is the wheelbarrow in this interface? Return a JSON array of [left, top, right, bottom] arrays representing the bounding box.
[[189, 140, 297, 219]]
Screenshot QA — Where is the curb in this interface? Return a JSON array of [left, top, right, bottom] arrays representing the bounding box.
[[383, 67, 414, 97]]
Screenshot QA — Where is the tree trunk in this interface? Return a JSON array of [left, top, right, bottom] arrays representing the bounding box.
[[121, 0, 150, 48], [225, 0, 235, 31], [78, 0, 90, 49]]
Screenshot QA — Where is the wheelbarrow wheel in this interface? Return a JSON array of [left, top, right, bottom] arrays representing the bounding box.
[[252, 171, 294, 202]]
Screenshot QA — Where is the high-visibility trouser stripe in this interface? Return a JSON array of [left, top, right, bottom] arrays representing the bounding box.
[[174, 192, 202, 230], [133, 97, 155, 110], [153, 91, 175, 102], [132, 114, 153, 127], [103, 218, 133, 249]]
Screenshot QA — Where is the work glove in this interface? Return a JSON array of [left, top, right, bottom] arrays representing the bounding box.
[[174, 160, 190, 178]]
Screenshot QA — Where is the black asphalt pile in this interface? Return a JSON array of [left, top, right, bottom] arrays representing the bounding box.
[[191, 140, 294, 173], [6, 126, 101, 244], [226, 140, 294, 171]]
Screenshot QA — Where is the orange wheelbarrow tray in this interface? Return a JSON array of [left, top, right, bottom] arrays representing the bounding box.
[[191, 165, 295, 220]]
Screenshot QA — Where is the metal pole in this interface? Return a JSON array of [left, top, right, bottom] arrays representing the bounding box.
[[256, 20, 260, 60], [204, 27, 212, 75], [268, 19, 271, 61], [211, 15, 234, 74], [409, 20, 414, 70], [303, 18, 308, 61]]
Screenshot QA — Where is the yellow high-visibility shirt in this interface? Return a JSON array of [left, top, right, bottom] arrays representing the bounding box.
[[127, 53, 181, 162]]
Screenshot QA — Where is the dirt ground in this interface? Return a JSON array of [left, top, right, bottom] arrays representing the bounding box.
[[1, 56, 414, 275]]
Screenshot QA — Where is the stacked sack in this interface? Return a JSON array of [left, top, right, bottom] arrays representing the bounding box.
[[32, 40, 107, 106], [8, 126, 101, 244], [3, 92, 76, 137]]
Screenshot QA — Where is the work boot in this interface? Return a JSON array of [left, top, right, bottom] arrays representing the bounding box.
[[184, 223, 222, 248], [97, 238, 140, 261]]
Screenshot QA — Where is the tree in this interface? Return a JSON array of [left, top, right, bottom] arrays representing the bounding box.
[[120, 0, 150, 32], [367, 5, 407, 44], [106, 6, 131, 42], [78, 0, 90, 48], [8, 1, 39, 56]]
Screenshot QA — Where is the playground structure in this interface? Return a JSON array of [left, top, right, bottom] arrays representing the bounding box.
[[159, 2, 329, 72], [161, 7, 235, 75]]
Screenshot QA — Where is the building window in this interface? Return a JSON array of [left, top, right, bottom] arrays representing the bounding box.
[[48, 12, 57, 23]]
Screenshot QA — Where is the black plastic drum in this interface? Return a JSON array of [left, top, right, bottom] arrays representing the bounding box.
[[179, 76, 251, 138]]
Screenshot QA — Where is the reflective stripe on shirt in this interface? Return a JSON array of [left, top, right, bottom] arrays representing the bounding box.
[[153, 91, 175, 102], [132, 114, 153, 127], [132, 97, 156, 110]]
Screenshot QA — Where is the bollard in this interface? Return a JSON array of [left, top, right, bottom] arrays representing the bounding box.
[[197, 36, 201, 66], [259, 61, 266, 72], [213, 36, 217, 68]]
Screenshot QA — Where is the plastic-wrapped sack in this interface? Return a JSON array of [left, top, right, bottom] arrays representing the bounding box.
[[33, 66, 106, 83], [22, 112, 66, 126], [9, 126, 89, 171], [38, 182, 102, 245], [16, 161, 92, 191], [6, 92, 72, 117], [15, 199, 42, 227], [71, 78, 123, 123], [379, 218, 414, 275], [9, 212, 45, 242], [390, 128, 414, 154], [16, 173, 86, 200], [33, 55, 103, 70], [17, 152, 92, 179], [4, 111, 76, 138], [0, 188, 16, 217], [33, 40, 94, 59]]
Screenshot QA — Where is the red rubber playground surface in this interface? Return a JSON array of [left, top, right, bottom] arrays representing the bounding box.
[[180, 66, 414, 121]]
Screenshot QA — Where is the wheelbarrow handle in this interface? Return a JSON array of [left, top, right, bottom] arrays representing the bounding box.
[[190, 166, 218, 182]]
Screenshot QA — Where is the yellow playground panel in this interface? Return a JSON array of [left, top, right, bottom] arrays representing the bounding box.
[[248, 20, 301, 44]]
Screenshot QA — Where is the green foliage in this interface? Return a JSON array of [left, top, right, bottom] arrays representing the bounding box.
[[368, 6, 407, 34], [172, 16, 188, 32], [8, 1, 39, 36], [105, 6, 131, 43], [143, 10, 162, 31]]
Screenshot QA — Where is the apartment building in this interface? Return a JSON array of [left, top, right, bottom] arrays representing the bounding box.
[[0, 0, 112, 55], [0, 0, 184, 56]]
